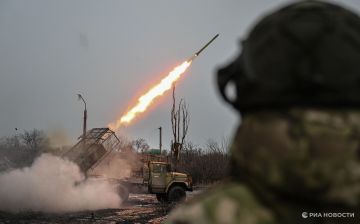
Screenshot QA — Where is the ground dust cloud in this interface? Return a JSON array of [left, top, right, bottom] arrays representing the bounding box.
[[0, 154, 121, 213]]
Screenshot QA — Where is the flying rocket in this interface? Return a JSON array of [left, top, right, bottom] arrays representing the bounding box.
[[189, 34, 219, 61], [108, 33, 219, 129]]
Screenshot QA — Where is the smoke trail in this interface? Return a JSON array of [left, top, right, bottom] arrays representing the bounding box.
[[0, 154, 121, 213]]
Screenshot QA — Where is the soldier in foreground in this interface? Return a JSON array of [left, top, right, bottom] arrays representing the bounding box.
[[166, 1, 360, 223]]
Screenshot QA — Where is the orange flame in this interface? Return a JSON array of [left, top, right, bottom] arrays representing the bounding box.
[[108, 60, 192, 131]]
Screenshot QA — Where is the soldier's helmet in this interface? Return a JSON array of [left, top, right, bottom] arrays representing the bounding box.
[[218, 0, 360, 113], [217, 1, 360, 209]]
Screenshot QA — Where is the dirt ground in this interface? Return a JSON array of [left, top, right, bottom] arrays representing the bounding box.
[[0, 191, 201, 224]]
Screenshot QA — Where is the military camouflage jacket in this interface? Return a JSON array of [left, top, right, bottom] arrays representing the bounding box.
[[166, 109, 360, 224]]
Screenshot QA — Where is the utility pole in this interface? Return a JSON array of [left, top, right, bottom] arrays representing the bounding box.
[[158, 126, 162, 154], [77, 94, 87, 144]]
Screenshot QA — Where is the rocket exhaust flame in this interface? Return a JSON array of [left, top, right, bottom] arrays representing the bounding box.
[[108, 60, 192, 131], [108, 34, 218, 131]]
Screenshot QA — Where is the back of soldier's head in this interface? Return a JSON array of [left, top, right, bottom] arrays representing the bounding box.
[[217, 0, 360, 212]]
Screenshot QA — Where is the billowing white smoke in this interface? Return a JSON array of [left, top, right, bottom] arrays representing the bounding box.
[[90, 151, 140, 179], [0, 154, 121, 213]]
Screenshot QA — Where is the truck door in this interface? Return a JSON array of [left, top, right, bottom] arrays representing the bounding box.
[[149, 163, 166, 193]]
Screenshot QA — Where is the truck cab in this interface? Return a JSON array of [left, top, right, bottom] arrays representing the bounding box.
[[148, 161, 192, 202]]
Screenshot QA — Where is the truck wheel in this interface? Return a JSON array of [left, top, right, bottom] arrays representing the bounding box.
[[118, 185, 129, 202], [156, 193, 168, 203], [168, 186, 186, 202]]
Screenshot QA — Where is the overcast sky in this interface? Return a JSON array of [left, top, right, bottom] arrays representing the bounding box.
[[1, 0, 359, 149]]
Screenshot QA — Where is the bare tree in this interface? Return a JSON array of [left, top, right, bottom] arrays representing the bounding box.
[[132, 138, 150, 153], [3, 135, 21, 149], [171, 84, 177, 144], [206, 137, 229, 154], [116, 135, 134, 152], [20, 129, 49, 152], [170, 84, 190, 162], [0, 129, 51, 168], [181, 102, 190, 145], [176, 140, 230, 184]]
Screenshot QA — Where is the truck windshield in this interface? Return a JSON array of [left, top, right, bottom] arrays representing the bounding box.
[[152, 164, 162, 173], [152, 164, 168, 173]]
